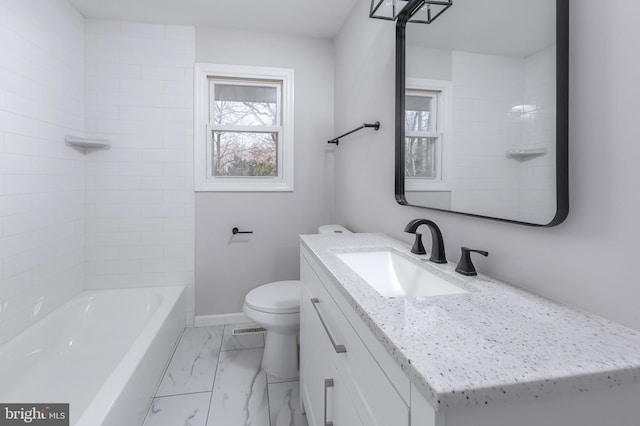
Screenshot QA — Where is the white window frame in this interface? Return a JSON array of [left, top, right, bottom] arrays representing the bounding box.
[[194, 63, 294, 192], [405, 78, 452, 192]]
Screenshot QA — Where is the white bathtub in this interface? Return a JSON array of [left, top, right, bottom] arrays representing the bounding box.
[[0, 286, 185, 426]]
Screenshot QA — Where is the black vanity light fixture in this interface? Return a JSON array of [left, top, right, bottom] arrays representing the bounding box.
[[369, 0, 452, 24]]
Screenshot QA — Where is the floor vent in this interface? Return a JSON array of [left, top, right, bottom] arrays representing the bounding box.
[[232, 327, 267, 336]]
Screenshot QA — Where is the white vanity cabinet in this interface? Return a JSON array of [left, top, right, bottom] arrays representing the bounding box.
[[299, 238, 640, 426], [300, 250, 410, 426]]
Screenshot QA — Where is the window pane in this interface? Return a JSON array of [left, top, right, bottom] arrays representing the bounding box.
[[405, 93, 436, 132], [405, 137, 437, 178], [212, 83, 278, 126], [212, 131, 278, 177]]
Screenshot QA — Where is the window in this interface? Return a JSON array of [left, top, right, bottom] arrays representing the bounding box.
[[195, 64, 294, 191], [405, 90, 440, 179], [405, 78, 451, 191]]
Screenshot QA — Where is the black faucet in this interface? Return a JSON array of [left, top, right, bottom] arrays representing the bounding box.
[[404, 219, 447, 264], [455, 247, 489, 276]]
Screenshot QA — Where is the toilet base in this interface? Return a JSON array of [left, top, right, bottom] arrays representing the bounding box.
[[262, 331, 299, 379]]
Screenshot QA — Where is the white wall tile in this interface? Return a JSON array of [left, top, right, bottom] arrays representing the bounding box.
[[89, 91, 143, 107], [0, 110, 34, 135], [86, 104, 120, 120], [85, 33, 143, 52], [87, 231, 142, 247], [143, 66, 189, 81], [84, 47, 120, 64], [164, 25, 196, 41], [140, 176, 186, 190], [141, 93, 187, 108], [141, 39, 189, 55], [0, 0, 85, 344], [142, 149, 187, 162], [87, 118, 144, 134], [85, 20, 195, 325], [120, 50, 165, 66], [86, 246, 119, 261], [85, 19, 122, 35], [119, 79, 165, 95], [118, 217, 164, 232], [117, 190, 163, 204], [163, 80, 193, 95], [118, 272, 166, 288], [120, 22, 167, 40], [450, 51, 523, 216], [118, 162, 164, 176], [119, 246, 163, 260]]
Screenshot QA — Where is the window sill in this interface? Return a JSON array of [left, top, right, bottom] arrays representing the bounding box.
[[194, 180, 294, 192]]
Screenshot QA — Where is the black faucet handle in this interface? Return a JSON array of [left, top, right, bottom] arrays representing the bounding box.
[[455, 247, 489, 276], [410, 233, 426, 255]]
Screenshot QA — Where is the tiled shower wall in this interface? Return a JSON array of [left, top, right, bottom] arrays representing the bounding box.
[[0, 0, 86, 344], [83, 20, 196, 323], [450, 47, 556, 223], [450, 51, 524, 219], [519, 45, 556, 224]]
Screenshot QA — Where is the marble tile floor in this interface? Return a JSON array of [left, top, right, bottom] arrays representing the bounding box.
[[143, 324, 308, 426]]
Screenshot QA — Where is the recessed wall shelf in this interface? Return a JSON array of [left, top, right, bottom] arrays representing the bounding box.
[[65, 135, 111, 151], [506, 148, 547, 161]]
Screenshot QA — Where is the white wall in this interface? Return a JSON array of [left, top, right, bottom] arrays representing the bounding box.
[[195, 28, 334, 316], [0, 0, 86, 344], [335, 0, 640, 331], [83, 20, 196, 323]]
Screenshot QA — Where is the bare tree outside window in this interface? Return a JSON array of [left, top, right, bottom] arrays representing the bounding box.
[[212, 131, 278, 176], [195, 64, 293, 192], [405, 92, 439, 179], [210, 82, 280, 177]]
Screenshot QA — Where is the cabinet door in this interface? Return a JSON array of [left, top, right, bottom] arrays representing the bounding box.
[[300, 285, 335, 426], [300, 287, 364, 426], [301, 259, 365, 426], [331, 367, 365, 426], [302, 251, 410, 426]]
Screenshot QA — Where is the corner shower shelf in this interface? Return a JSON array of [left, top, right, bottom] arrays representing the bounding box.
[[506, 148, 546, 161], [65, 135, 111, 151]]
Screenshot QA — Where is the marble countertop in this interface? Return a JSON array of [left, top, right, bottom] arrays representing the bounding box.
[[300, 233, 640, 412]]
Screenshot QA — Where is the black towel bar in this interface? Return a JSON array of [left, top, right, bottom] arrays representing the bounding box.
[[328, 121, 380, 145]]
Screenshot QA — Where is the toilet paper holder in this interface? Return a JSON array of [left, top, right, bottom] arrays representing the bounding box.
[[232, 227, 253, 235]]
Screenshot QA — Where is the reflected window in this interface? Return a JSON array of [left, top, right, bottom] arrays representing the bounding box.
[[405, 89, 442, 180]]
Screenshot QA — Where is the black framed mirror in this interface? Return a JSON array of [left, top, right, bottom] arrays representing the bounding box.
[[395, 0, 568, 226]]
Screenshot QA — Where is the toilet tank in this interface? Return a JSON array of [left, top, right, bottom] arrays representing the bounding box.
[[318, 224, 352, 235]]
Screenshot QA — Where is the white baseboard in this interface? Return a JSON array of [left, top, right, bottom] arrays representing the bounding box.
[[194, 312, 250, 327]]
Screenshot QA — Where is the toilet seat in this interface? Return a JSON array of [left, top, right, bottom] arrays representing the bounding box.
[[244, 280, 300, 314]]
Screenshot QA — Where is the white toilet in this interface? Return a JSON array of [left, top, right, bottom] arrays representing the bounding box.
[[242, 224, 351, 379]]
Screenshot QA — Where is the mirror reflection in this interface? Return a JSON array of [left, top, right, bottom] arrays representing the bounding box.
[[400, 0, 564, 225]]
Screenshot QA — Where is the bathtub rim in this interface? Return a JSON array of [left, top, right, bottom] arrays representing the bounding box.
[[76, 285, 185, 425]]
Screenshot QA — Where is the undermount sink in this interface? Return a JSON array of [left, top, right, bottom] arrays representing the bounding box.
[[335, 248, 469, 299]]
